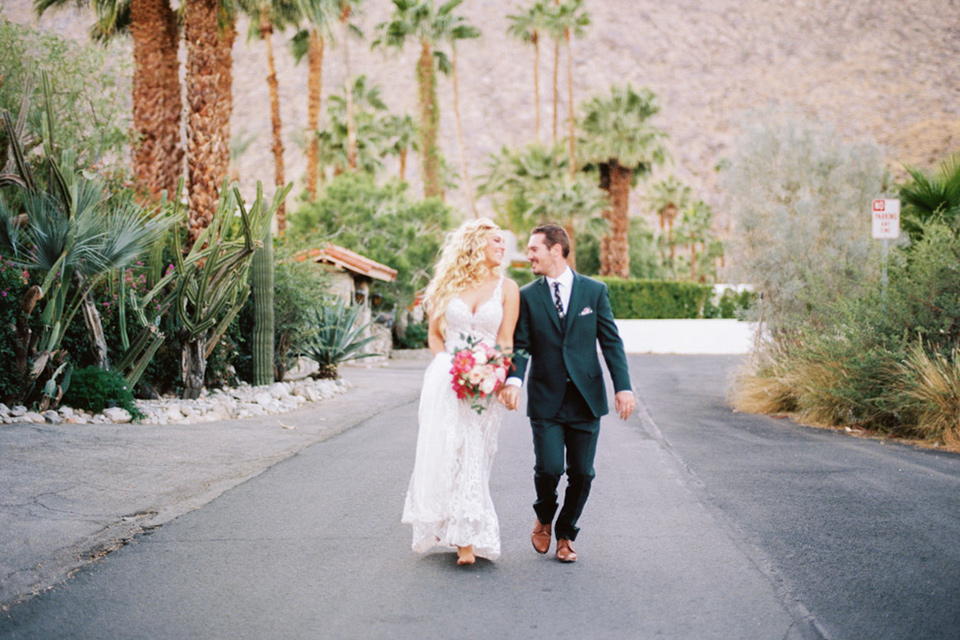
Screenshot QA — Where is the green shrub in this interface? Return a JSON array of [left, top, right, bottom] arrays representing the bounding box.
[[723, 108, 887, 332], [62, 366, 144, 419], [713, 288, 757, 320], [0, 15, 130, 169], [0, 257, 31, 402], [734, 217, 960, 442], [396, 319, 429, 349], [288, 173, 454, 309], [596, 277, 715, 319]]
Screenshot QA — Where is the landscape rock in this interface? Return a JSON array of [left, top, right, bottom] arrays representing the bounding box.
[[0, 374, 350, 427], [283, 357, 319, 381], [103, 408, 132, 424]]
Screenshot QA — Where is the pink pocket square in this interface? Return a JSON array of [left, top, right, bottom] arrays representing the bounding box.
[[579, 307, 594, 316]]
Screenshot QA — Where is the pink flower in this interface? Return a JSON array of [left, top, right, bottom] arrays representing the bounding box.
[[452, 350, 475, 373]]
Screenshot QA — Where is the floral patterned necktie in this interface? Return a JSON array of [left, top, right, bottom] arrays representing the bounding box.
[[552, 281, 565, 319]]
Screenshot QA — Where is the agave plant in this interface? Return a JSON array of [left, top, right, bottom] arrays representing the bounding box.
[[298, 298, 380, 379]]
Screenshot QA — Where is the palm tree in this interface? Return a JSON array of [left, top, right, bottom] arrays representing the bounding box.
[[382, 113, 419, 181], [648, 175, 692, 262], [291, 0, 339, 201], [478, 142, 603, 267], [374, 0, 465, 200], [335, 1, 366, 172], [676, 199, 713, 281], [478, 142, 567, 232], [506, 2, 549, 141], [34, 0, 182, 201], [242, 0, 300, 234], [899, 153, 960, 241], [183, 0, 238, 248], [525, 174, 607, 268], [441, 7, 480, 215], [316, 76, 390, 176], [547, 0, 588, 176], [579, 84, 668, 278]]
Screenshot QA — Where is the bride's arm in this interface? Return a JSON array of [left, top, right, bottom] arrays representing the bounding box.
[[496, 279, 520, 353], [427, 311, 446, 355]]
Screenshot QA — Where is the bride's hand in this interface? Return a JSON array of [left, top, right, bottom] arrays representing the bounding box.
[[498, 386, 520, 411]]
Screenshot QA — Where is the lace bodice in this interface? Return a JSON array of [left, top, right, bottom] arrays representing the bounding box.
[[444, 277, 504, 352]]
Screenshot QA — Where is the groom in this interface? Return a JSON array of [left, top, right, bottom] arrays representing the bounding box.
[[500, 224, 635, 563]]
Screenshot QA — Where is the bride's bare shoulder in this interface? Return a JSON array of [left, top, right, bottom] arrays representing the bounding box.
[[502, 277, 520, 299]]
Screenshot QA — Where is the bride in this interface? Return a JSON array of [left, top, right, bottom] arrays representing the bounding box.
[[402, 218, 520, 566]]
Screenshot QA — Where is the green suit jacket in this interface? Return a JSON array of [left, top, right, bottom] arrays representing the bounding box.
[[511, 272, 632, 421]]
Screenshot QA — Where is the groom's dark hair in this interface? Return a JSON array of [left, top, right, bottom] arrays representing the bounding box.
[[532, 223, 570, 258]]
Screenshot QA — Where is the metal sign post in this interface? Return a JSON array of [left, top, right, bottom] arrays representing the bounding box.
[[872, 199, 900, 309]]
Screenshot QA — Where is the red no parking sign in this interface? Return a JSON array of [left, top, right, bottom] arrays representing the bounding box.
[[872, 199, 900, 239]]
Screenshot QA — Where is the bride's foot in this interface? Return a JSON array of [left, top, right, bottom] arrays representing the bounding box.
[[457, 546, 476, 565]]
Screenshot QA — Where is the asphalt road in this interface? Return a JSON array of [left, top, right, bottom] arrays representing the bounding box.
[[2, 355, 959, 639], [630, 355, 960, 640]]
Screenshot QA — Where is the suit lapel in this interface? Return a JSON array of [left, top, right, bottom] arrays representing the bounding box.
[[536, 277, 562, 333], [564, 271, 585, 336]]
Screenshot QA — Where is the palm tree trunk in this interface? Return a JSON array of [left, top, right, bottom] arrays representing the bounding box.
[[599, 160, 631, 278], [565, 27, 575, 178], [130, 0, 181, 200], [305, 30, 324, 201], [184, 0, 234, 248], [451, 44, 476, 217], [342, 5, 357, 172], [690, 236, 697, 282], [399, 147, 407, 181], [417, 38, 441, 199], [261, 9, 286, 233], [668, 216, 676, 260], [532, 31, 540, 141], [552, 36, 559, 145], [563, 220, 577, 270]]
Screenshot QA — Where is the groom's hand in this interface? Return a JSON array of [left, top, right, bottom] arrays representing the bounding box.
[[499, 385, 520, 411], [614, 390, 636, 420]]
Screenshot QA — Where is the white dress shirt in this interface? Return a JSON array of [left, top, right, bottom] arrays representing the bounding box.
[[505, 267, 573, 388], [545, 267, 574, 317]]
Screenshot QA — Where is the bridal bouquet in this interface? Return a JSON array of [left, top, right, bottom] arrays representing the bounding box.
[[449, 337, 512, 414]]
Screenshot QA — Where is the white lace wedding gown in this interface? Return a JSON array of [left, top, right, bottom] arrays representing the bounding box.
[[402, 278, 504, 560]]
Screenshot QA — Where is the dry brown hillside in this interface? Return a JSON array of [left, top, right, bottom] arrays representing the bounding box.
[[6, 0, 960, 229]]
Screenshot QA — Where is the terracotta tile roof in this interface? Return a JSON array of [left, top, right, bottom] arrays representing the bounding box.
[[299, 244, 398, 282]]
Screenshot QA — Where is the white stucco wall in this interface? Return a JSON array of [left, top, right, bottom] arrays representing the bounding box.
[[615, 319, 759, 355]]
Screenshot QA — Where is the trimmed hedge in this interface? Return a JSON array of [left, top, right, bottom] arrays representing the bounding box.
[[596, 277, 753, 319]]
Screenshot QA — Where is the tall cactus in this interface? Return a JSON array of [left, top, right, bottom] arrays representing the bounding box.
[[251, 227, 275, 386], [170, 180, 290, 399]]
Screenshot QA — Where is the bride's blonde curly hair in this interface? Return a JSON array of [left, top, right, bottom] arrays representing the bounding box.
[[424, 218, 503, 337]]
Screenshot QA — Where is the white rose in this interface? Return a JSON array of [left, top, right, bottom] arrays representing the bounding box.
[[480, 377, 497, 394]]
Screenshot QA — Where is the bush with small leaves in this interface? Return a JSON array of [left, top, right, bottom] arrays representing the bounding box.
[[62, 366, 144, 420]]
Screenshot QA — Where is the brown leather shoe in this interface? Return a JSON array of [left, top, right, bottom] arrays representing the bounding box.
[[556, 538, 577, 563], [531, 519, 552, 554]]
